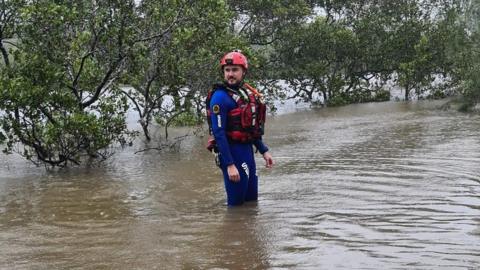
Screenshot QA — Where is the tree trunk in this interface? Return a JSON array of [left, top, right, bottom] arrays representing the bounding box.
[[404, 84, 410, 101], [142, 123, 151, 141], [140, 119, 151, 141], [321, 89, 327, 105], [0, 41, 10, 67]]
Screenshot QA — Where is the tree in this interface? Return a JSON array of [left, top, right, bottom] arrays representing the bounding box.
[[227, 0, 311, 45], [459, 0, 480, 106], [0, 0, 137, 166], [275, 17, 361, 105], [0, 0, 25, 68], [271, 0, 465, 103], [122, 0, 236, 141]]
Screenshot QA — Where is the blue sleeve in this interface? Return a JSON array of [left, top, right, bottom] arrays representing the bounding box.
[[253, 138, 269, 154], [210, 91, 234, 166]]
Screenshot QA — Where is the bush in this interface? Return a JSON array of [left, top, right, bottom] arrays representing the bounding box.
[[327, 94, 350, 107], [327, 89, 390, 107], [373, 90, 391, 102]]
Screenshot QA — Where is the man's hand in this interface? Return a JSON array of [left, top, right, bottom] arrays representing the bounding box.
[[263, 151, 274, 168], [227, 164, 240, 182]]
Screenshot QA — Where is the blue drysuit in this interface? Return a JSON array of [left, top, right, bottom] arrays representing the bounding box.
[[209, 86, 269, 206]]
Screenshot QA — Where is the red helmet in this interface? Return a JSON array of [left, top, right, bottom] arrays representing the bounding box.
[[220, 50, 248, 70]]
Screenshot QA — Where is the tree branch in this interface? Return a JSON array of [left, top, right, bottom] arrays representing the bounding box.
[[72, 50, 95, 100], [164, 110, 185, 140], [146, 91, 168, 117], [81, 57, 124, 108], [134, 6, 185, 43], [0, 40, 10, 67], [39, 106, 57, 125], [238, 16, 255, 35], [1, 39, 18, 48], [134, 134, 190, 154], [121, 88, 143, 118], [143, 71, 158, 105]]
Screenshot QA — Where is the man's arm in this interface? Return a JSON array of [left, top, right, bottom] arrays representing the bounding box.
[[253, 138, 269, 154], [254, 138, 274, 168], [210, 91, 234, 166]]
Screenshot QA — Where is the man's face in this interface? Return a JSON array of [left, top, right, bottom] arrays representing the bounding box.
[[223, 65, 245, 86]]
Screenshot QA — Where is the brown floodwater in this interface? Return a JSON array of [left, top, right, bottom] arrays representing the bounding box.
[[1, 100, 480, 269]]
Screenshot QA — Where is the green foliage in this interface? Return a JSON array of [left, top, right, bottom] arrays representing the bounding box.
[[123, 0, 236, 140], [375, 90, 391, 102], [269, 0, 466, 105], [461, 53, 480, 103], [275, 16, 367, 104], [458, 0, 480, 108], [327, 94, 350, 107], [227, 0, 311, 45], [327, 88, 390, 107], [1, 0, 477, 167], [0, 0, 137, 166], [397, 34, 436, 100], [427, 89, 447, 100], [0, 0, 25, 68]]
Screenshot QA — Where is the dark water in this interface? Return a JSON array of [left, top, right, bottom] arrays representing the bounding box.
[[1, 100, 480, 269]]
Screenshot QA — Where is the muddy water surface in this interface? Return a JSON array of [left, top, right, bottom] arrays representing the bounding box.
[[1, 100, 480, 269]]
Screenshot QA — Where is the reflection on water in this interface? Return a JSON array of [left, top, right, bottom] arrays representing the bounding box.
[[1, 100, 480, 269]]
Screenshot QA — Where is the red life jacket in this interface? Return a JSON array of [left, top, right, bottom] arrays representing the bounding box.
[[206, 83, 266, 150]]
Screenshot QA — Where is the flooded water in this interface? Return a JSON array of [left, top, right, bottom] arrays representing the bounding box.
[[1, 100, 480, 269]]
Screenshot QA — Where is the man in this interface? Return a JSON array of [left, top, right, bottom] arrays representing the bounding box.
[[207, 50, 274, 206]]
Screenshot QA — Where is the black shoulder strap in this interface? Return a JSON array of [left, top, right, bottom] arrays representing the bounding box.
[[212, 82, 225, 89], [207, 83, 224, 109]]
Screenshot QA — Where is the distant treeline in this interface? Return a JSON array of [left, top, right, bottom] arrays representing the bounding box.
[[0, 0, 479, 166]]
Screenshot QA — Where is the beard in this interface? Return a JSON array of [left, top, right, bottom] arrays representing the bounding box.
[[225, 77, 243, 88], [225, 81, 241, 89]]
